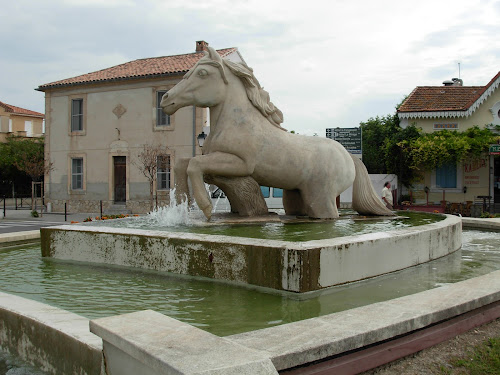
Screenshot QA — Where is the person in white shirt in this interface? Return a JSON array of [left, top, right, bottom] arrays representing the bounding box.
[[382, 181, 393, 210]]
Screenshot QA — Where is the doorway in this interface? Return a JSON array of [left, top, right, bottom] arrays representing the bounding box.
[[113, 156, 126, 203]]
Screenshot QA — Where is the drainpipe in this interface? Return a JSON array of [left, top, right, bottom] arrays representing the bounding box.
[[192, 106, 196, 157]]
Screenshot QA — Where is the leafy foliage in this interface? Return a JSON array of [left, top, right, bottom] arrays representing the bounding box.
[[0, 135, 53, 198], [384, 124, 421, 187], [0, 135, 52, 181], [360, 114, 397, 174], [360, 111, 499, 188], [360, 107, 421, 187], [404, 126, 499, 170]]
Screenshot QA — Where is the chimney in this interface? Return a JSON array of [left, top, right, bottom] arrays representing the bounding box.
[[443, 78, 463, 86], [196, 41, 209, 52]]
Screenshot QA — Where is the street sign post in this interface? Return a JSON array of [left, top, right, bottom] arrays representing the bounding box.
[[326, 127, 362, 154], [490, 144, 500, 155]]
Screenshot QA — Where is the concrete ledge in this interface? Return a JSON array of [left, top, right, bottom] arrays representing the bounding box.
[[40, 215, 461, 292], [0, 254, 499, 374], [281, 301, 500, 374], [0, 230, 40, 244], [462, 217, 500, 231], [90, 310, 278, 375], [227, 270, 500, 371], [0, 292, 104, 375]]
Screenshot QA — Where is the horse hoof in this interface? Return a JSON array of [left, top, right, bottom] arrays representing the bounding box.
[[202, 204, 213, 221]]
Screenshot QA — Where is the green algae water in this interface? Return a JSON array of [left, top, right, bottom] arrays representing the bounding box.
[[87, 210, 445, 241], [0, 230, 499, 338]]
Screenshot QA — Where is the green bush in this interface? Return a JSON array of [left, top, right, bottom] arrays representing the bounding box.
[[31, 210, 39, 218]]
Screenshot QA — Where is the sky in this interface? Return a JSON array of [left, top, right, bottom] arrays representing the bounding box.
[[2, 0, 500, 136]]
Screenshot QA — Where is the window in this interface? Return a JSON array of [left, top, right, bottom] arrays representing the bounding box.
[[157, 155, 171, 190], [71, 158, 83, 190], [273, 188, 283, 198], [71, 99, 84, 131], [25, 121, 33, 137], [260, 186, 270, 198], [156, 91, 170, 127], [436, 161, 457, 188]]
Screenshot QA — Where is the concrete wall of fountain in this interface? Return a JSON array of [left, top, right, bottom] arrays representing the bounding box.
[[3, 269, 500, 374], [3, 216, 500, 375], [0, 292, 104, 375], [40, 215, 462, 292]]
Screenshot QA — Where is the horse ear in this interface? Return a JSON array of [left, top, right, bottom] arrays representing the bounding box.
[[207, 46, 223, 64]]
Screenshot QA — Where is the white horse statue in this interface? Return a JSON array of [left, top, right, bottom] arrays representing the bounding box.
[[161, 47, 393, 220]]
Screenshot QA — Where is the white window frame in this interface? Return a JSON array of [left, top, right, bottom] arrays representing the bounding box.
[[71, 99, 84, 132], [156, 90, 170, 127], [71, 157, 84, 191], [69, 94, 86, 135], [25, 120, 33, 137], [430, 161, 463, 193], [156, 155, 171, 191]]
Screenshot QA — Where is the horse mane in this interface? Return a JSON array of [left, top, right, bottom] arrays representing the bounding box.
[[222, 59, 286, 131]]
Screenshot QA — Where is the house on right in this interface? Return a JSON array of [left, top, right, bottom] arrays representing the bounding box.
[[397, 72, 500, 212]]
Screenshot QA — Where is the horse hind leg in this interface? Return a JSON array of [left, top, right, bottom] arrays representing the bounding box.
[[300, 186, 339, 219], [283, 189, 307, 216]]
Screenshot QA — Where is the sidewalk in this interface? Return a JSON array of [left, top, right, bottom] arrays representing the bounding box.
[[0, 208, 101, 244], [0, 208, 101, 224]]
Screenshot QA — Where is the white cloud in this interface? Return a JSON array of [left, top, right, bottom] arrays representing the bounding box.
[[1, 0, 499, 134]]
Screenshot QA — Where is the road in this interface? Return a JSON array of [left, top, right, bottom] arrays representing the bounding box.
[[0, 220, 63, 234]]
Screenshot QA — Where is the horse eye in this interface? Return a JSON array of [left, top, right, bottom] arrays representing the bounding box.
[[198, 69, 208, 77]]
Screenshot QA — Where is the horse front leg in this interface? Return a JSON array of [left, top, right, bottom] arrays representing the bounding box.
[[173, 158, 192, 205], [187, 152, 254, 220]]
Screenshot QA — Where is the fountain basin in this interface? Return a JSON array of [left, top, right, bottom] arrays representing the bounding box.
[[40, 214, 461, 293]]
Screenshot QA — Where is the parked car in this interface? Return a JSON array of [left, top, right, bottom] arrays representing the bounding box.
[[210, 186, 284, 212]]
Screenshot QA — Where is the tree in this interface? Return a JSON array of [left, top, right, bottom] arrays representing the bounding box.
[[133, 144, 170, 211], [360, 114, 399, 174], [383, 124, 421, 189], [0, 135, 53, 207]]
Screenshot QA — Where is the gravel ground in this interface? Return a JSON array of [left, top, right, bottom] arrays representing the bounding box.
[[361, 318, 500, 374]]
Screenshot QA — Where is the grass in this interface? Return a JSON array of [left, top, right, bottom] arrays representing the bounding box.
[[449, 337, 500, 374]]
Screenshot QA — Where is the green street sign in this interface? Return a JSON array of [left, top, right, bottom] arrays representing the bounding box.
[[326, 127, 362, 154], [490, 144, 500, 155]]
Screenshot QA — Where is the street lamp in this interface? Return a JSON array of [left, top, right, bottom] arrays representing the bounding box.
[[197, 131, 207, 147]]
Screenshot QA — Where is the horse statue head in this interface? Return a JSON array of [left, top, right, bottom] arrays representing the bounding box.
[[161, 47, 285, 130]]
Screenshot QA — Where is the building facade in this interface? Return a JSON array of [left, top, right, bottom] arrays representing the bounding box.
[[0, 101, 44, 142], [37, 41, 244, 213], [397, 73, 500, 208]]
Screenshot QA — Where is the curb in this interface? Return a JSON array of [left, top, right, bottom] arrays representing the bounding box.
[[462, 217, 500, 231], [0, 230, 40, 244]]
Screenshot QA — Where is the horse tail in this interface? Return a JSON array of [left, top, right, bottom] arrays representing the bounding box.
[[350, 154, 395, 216]]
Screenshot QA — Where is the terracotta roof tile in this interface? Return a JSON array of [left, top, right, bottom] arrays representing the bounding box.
[[0, 101, 44, 118], [398, 71, 500, 114], [398, 86, 483, 112], [38, 48, 237, 91]]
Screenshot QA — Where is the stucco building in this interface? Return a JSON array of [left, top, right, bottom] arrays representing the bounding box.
[[397, 73, 500, 209], [0, 101, 44, 142], [37, 41, 244, 213]]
